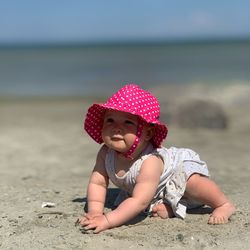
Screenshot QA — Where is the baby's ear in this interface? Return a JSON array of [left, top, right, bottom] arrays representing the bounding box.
[[145, 126, 155, 141]]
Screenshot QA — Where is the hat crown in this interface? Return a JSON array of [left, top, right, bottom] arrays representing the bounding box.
[[103, 84, 160, 122]]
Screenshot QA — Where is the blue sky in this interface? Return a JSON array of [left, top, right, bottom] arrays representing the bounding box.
[[0, 0, 250, 44]]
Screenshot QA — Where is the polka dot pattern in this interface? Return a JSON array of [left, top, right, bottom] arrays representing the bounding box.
[[84, 84, 168, 148]]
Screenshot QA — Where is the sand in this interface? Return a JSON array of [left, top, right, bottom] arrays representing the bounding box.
[[1, 84, 250, 249]]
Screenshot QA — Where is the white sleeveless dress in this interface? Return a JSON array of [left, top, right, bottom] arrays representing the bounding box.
[[104, 144, 209, 218]]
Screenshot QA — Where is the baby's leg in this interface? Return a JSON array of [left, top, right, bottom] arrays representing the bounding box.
[[184, 174, 236, 224]]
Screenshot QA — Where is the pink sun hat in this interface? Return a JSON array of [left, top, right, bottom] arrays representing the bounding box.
[[84, 84, 168, 148]]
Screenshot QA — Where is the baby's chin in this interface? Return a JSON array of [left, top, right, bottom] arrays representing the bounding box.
[[108, 143, 129, 153]]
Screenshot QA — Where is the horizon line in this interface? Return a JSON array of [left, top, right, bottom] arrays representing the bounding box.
[[1, 36, 250, 49]]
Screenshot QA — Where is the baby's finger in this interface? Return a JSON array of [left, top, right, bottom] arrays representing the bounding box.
[[80, 218, 91, 226], [84, 222, 97, 230], [78, 217, 88, 225], [94, 226, 104, 234]]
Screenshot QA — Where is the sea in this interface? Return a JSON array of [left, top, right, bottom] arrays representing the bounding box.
[[0, 40, 250, 97]]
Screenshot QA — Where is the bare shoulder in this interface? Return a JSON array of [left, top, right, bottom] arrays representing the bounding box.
[[94, 145, 109, 176], [140, 154, 164, 177]]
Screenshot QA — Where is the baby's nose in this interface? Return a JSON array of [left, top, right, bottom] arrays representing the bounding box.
[[113, 124, 122, 133]]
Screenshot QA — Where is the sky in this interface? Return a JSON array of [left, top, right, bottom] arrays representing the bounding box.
[[0, 0, 250, 45]]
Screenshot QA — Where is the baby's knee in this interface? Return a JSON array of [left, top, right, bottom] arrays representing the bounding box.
[[185, 173, 208, 196], [187, 173, 204, 186]]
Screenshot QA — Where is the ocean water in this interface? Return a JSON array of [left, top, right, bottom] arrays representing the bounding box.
[[0, 41, 250, 96]]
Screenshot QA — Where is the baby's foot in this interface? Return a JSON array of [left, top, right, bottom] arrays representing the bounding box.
[[208, 202, 236, 224], [151, 203, 174, 219]]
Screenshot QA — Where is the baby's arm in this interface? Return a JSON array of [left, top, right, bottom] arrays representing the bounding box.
[[80, 146, 109, 218], [106, 155, 163, 227], [82, 155, 164, 232]]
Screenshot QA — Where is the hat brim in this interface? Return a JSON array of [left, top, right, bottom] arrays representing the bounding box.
[[84, 103, 168, 147]]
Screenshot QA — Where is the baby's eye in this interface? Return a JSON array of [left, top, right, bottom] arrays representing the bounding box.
[[105, 118, 114, 123], [125, 120, 135, 125]]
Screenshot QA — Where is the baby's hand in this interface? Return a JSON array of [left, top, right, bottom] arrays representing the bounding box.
[[79, 214, 111, 233], [80, 211, 102, 221], [77, 211, 101, 227]]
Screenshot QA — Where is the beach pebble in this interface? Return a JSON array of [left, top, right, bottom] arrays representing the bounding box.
[[176, 233, 184, 242], [41, 202, 56, 208]]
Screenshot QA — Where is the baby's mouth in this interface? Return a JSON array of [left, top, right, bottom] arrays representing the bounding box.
[[111, 136, 123, 141]]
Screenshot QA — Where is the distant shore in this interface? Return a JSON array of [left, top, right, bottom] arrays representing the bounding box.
[[1, 37, 250, 50]]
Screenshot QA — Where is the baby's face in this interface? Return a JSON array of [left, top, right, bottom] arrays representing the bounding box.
[[101, 110, 138, 153]]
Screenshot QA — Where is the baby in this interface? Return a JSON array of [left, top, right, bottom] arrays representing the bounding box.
[[79, 84, 235, 233]]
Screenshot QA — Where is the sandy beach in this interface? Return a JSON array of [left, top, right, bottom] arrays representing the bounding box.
[[1, 83, 250, 249]]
